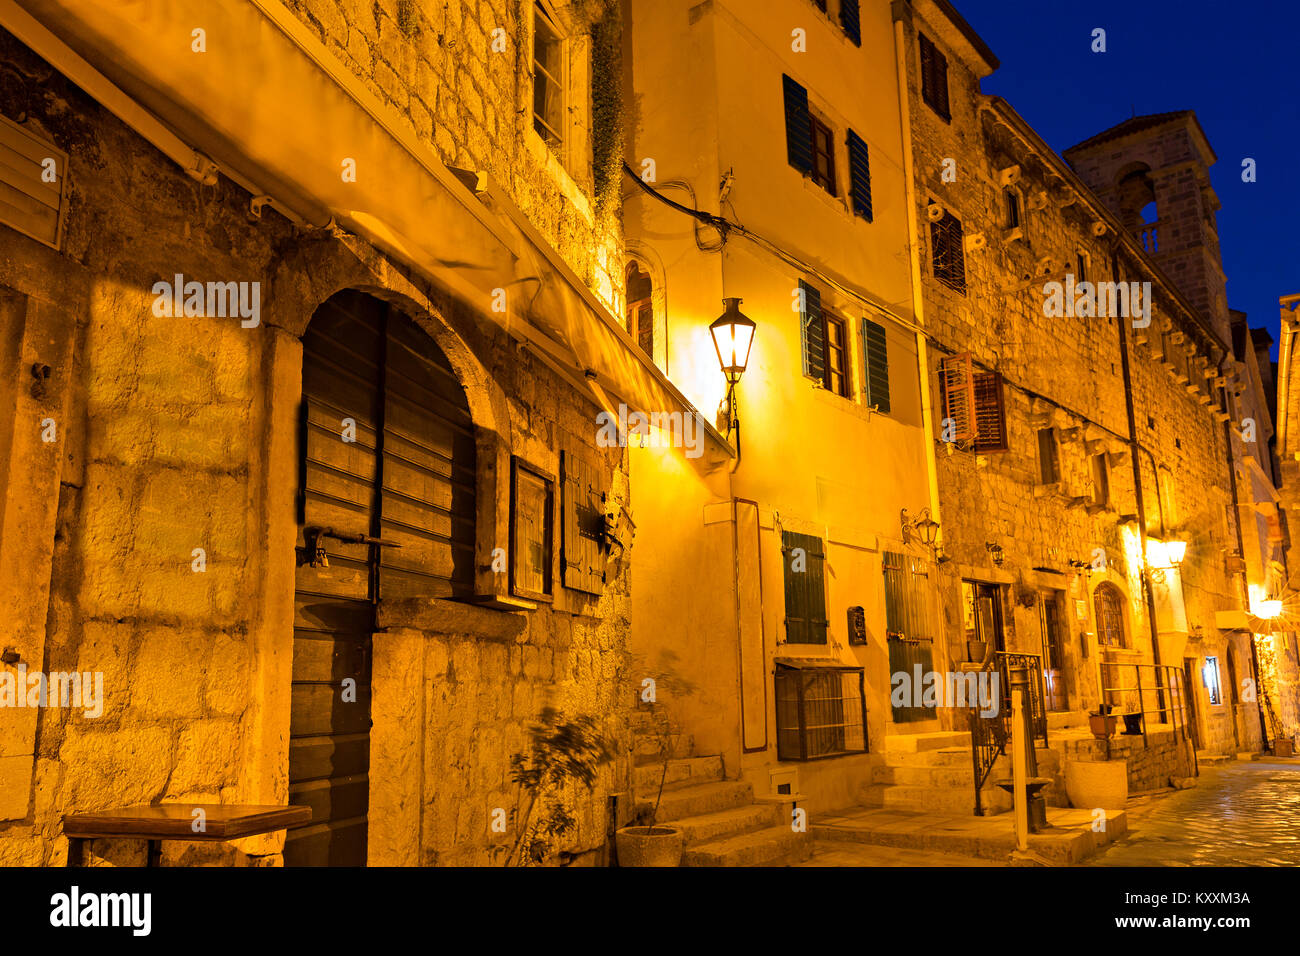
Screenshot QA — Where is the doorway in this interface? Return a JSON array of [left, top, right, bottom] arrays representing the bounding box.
[[1183, 658, 1202, 751], [285, 290, 477, 866], [1039, 591, 1068, 711], [962, 581, 1005, 662]]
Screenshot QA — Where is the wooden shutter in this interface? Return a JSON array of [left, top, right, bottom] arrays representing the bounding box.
[[884, 551, 934, 722], [782, 531, 827, 645], [930, 210, 966, 293], [939, 352, 976, 442], [782, 74, 813, 175], [0, 115, 68, 249], [800, 280, 825, 382], [846, 129, 873, 221], [973, 371, 1008, 451], [839, 0, 862, 45], [861, 317, 890, 413], [562, 450, 605, 594], [1037, 428, 1059, 483], [919, 33, 950, 120]]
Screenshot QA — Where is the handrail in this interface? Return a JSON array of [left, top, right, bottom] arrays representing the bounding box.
[[1098, 660, 1196, 775], [969, 654, 1006, 816]]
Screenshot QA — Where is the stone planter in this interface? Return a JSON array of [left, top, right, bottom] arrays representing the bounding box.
[[1275, 737, 1295, 758], [1064, 758, 1128, 810], [966, 640, 988, 664], [615, 825, 683, 867], [1089, 714, 1118, 739]]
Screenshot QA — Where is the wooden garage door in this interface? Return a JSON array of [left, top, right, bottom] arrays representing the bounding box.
[[285, 290, 476, 867]]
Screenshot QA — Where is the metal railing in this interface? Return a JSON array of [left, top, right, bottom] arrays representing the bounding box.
[[968, 651, 1047, 815], [1097, 661, 1195, 772]]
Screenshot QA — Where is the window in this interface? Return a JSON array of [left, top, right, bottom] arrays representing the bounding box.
[[809, 114, 837, 195], [0, 115, 68, 249], [846, 129, 873, 220], [1005, 189, 1021, 229], [1160, 472, 1179, 527], [861, 317, 890, 412], [625, 260, 654, 359], [1037, 427, 1059, 484], [1092, 453, 1110, 507], [774, 663, 867, 760], [1094, 583, 1127, 648], [782, 530, 828, 644], [824, 313, 849, 396], [939, 353, 1007, 451], [839, 0, 861, 46], [1203, 656, 1223, 705], [510, 458, 554, 601], [1076, 251, 1089, 285], [918, 32, 950, 121], [963, 581, 1005, 660], [532, 3, 565, 149], [929, 205, 966, 293], [561, 450, 605, 594]]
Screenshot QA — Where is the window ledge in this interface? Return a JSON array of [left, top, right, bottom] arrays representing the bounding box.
[[377, 596, 529, 641]]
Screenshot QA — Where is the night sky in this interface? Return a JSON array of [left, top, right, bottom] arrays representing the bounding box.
[[957, 0, 1299, 357]]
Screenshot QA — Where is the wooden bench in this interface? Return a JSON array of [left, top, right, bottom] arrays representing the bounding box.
[[63, 804, 311, 866]]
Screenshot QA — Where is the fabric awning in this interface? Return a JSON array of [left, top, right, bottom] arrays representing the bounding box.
[[7, 0, 728, 456]]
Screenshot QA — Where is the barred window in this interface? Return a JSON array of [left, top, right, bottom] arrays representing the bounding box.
[[775, 663, 868, 760], [919, 32, 950, 121], [1094, 583, 1127, 648], [930, 205, 966, 293]]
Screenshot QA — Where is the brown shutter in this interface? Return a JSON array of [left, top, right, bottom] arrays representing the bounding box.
[[973, 371, 1008, 451], [562, 450, 605, 594], [939, 352, 976, 442]]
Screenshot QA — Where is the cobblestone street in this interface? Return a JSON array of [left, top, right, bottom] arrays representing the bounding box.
[[1088, 762, 1300, 866]]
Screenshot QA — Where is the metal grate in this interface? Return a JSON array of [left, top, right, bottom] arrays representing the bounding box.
[[774, 664, 868, 761]]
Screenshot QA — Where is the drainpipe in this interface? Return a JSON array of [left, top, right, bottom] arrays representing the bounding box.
[[1112, 252, 1164, 675], [1220, 358, 1272, 749], [891, 3, 942, 546]]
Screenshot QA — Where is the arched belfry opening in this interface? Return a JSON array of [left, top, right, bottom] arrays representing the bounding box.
[[285, 289, 477, 866]]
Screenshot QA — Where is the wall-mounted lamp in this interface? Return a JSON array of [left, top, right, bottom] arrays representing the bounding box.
[[709, 297, 755, 459], [901, 507, 941, 550], [1145, 538, 1187, 583], [985, 542, 1005, 567]]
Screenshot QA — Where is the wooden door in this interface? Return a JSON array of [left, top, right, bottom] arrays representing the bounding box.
[[1183, 659, 1202, 751], [285, 291, 475, 866]]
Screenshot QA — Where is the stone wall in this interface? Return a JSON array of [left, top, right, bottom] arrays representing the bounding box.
[[1061, 729, 1194, 795]]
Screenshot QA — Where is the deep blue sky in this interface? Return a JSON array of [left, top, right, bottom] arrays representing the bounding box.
[[957, 0, 1299, 357]]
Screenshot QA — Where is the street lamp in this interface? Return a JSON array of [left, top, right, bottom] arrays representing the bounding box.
[[1146, 538, 1187, 583], [901, 508, 942, 558], [709, 297, 755, 455]]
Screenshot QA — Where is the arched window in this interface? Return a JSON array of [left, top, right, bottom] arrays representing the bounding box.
[[625, 260, 654, 359], [1094, 583, 1127, 649]]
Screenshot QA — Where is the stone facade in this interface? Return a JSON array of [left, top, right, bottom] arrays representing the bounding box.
[[0, 0, 637, 868]]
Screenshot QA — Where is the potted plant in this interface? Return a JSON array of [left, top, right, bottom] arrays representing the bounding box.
[[1120, 711, 1144, 736], [616, 651, 695, 867], [966, 639, 988, 664], [501, 706, 613, 866], [1089, 702, 1118, 739], [1275, 737, 1295, 758]]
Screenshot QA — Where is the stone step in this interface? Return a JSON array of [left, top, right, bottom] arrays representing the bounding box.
[[681, 824, 811, 867], [665, 803, 781, 846], [1197, 750, 1235, 766], [872, 764, 977, 788], [644, 780, 753, 821], [861, 782, 1012, 815], [633, 733, 694, 760], [883, 731, 972, 753], [633, 755, 724, 792], [885, 745, 975, 768], [1048, 710, 1091, 731]]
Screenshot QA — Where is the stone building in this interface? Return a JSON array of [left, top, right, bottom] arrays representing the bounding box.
[[0, 0, 698, 866], [894, 0, 1279, 783]]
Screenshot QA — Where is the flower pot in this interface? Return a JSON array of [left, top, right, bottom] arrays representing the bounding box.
[[966, 640, 988, 664], [615, 825, 683, 867], [1120, 712, 1143, 736], [1065, 758, 1128, 810], [1275, 737, 1295, 758], [1089, 714, 1118, 739]]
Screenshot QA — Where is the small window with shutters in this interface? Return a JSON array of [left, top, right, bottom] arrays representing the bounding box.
[[861, 317, 890, 413], [0, 115, 68, 249], [561, 450, 605, 594], [824, 313, 850, 397], [782, 530, 828, 645], [939, 353, 1006, 451], [1037, 428, 1060, 484], [846, 129, 873, 221], [919, 32, 951, 121], [930, 204, 966, 293], [839, 0, 861, 45], [809, 113, 837, 195], [510, 457, 554, 602]]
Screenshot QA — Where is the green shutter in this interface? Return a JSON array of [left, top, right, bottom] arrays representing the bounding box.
[[861, 317, 891, 413], [846, 129, 873, 221], [782, 531, 827, 644], [800, 280, 824, 382], [782, 74, 813, 174]]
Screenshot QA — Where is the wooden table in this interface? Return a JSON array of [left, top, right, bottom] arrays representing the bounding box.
[[63, 804, 312, 866]]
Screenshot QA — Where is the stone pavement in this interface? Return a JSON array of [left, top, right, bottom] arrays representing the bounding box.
[[1086, 761, 1300, 866], [797, 841, 995, 866]]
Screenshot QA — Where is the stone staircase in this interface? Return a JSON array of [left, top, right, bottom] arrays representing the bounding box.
[[860, 730, 1067, 815], [630, 733, 810, 866]]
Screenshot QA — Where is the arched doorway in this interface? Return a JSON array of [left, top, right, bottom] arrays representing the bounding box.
[[285, 290, 476, 866]]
